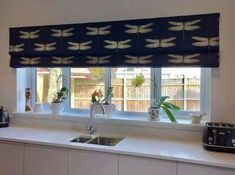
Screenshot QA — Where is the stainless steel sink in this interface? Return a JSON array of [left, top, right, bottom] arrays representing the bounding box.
[[70, 135, 93, 143], [70, 135, 123, 146], [87, 136, 123, 146]]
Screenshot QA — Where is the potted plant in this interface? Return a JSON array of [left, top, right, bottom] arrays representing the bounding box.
[[103, 87, 116, 116], [51, 75, 69, 114], [148, 96, 180, 122], [91, 89, 105, 116], [91, 87, 116, 117]]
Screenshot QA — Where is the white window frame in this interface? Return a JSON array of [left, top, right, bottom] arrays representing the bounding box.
[[23, 67, 211, 120]]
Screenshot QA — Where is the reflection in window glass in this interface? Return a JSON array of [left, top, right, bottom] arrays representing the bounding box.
[[111, 68, 150, 112], [36, 68, 62, 103], [161, 68, 200, 111], [71, 68, 105, 109]]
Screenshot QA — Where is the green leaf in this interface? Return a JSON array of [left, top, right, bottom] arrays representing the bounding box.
[[160, 96, 169, 105], [52, 86, 69, 103], [161, 105, 177, 123], [61, 87, 69, 94], [91, 96, 97, 103], [162, 102, 181, 111]]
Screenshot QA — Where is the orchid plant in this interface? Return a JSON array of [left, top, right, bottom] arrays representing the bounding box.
[[158, 96, 181, 123], [51, 74, 69, 103], [152, 82, 180, 122], [91, 89, 104, 103], [91, 87, 113, 104]]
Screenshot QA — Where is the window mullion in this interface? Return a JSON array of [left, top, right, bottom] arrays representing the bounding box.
[[62, 68, 70, 112], [31, 68, 37, 105], [151, 68, 161, 107], [200, 68, 211, 118], [156, 68, 162, 106], [105, 68, 111, 98]]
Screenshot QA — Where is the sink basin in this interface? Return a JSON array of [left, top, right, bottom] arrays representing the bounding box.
[[70, 135, 124, 146], [87, 136, 123, 146], [71, 135, 93, 143]]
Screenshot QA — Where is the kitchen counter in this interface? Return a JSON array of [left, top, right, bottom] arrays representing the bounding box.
[[0, 126, 234, 169]]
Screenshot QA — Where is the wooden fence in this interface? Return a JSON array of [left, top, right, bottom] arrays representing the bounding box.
[[71, 77, 200, 112]]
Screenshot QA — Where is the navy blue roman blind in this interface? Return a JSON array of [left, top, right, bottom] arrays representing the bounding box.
[[9, 13, 219, 68]]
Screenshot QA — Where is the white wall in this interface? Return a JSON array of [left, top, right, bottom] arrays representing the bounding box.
[[0, 0, 234, 122]]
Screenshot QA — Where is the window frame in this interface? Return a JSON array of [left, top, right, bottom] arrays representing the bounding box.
[[28, 67, 211, 120]]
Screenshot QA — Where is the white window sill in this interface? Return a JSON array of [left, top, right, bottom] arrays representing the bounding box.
[[11, 111, 205, 132]]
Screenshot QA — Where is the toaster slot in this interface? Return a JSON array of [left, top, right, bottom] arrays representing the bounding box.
[[217, 130, 227, 146]]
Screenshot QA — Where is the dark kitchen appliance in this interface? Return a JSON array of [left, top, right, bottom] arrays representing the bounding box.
[[203, 122, 235, 153], [0, 106, 10, 128]]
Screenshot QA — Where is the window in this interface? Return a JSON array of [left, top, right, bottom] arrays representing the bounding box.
[[161, 68, 201, 111], [70, 68, 105, 109], [36, 68, 62, 103], [111, 68, 150, 112], [33, 67, 210, 117]]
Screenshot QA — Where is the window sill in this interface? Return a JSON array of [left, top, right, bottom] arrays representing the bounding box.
[[11, 111, 205, 132]]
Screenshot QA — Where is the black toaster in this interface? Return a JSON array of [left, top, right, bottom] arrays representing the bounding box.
[[203, 122, 235, 153]]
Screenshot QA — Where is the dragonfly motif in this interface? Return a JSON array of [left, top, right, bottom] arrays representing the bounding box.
[[20, 57, 40, 65], [168, 54, 200, 64], [168, 19, 201, 31], [9, 44, 24, 53], [86, 25, 111, 36], [34, 42, 57, 51], [52, 56, 74, 64], [104, 39, 131, 49], [192, 37, 219, 47], [125, 23, 153, 34], [19, 30, 40, 39], [67, 41, 92, 51], [86, 56, 111, 64], [145, 37, 176, 48], [51, 28, 74, 37], [124, 55, 153, 64]]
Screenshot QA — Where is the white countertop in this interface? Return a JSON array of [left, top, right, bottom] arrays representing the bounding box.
[[0, 126, 234, 169]]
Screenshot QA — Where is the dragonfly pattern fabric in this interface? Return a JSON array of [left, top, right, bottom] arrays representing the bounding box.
[[9, 13, 219, 68]]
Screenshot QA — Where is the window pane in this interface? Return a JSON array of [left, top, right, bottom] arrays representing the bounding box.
[[71, 68, 105, 109], [161, 68, 200, 111], [111, 68, 150, 112], [36, 68, 62, 103]]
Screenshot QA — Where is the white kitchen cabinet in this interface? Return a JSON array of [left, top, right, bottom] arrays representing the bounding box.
[[119, 155, 177, 175], [68, 149, 118, 175], [178, 162, 235, 175], [24, 144, 68, 175], [0, 141, 24, 175]]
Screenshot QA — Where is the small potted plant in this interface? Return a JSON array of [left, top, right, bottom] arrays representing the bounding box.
[[148, 96, 180, 122], [91, 89, 105, 116], [148, 83, 180, 122], [103, 87, 116, 116], [91, 87, 116, 117], [51, 75, 69, 114]]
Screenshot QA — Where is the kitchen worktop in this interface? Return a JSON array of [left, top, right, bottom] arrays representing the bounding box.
[[0, 125, 234, 169]]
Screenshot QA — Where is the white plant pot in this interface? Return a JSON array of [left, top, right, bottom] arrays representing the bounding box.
[[90, 103, 116, 117], [189, 113, 206, 124], [103, 104, 116, 117], [33, 103, 44, 112], [50, 103, 64, 114]]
